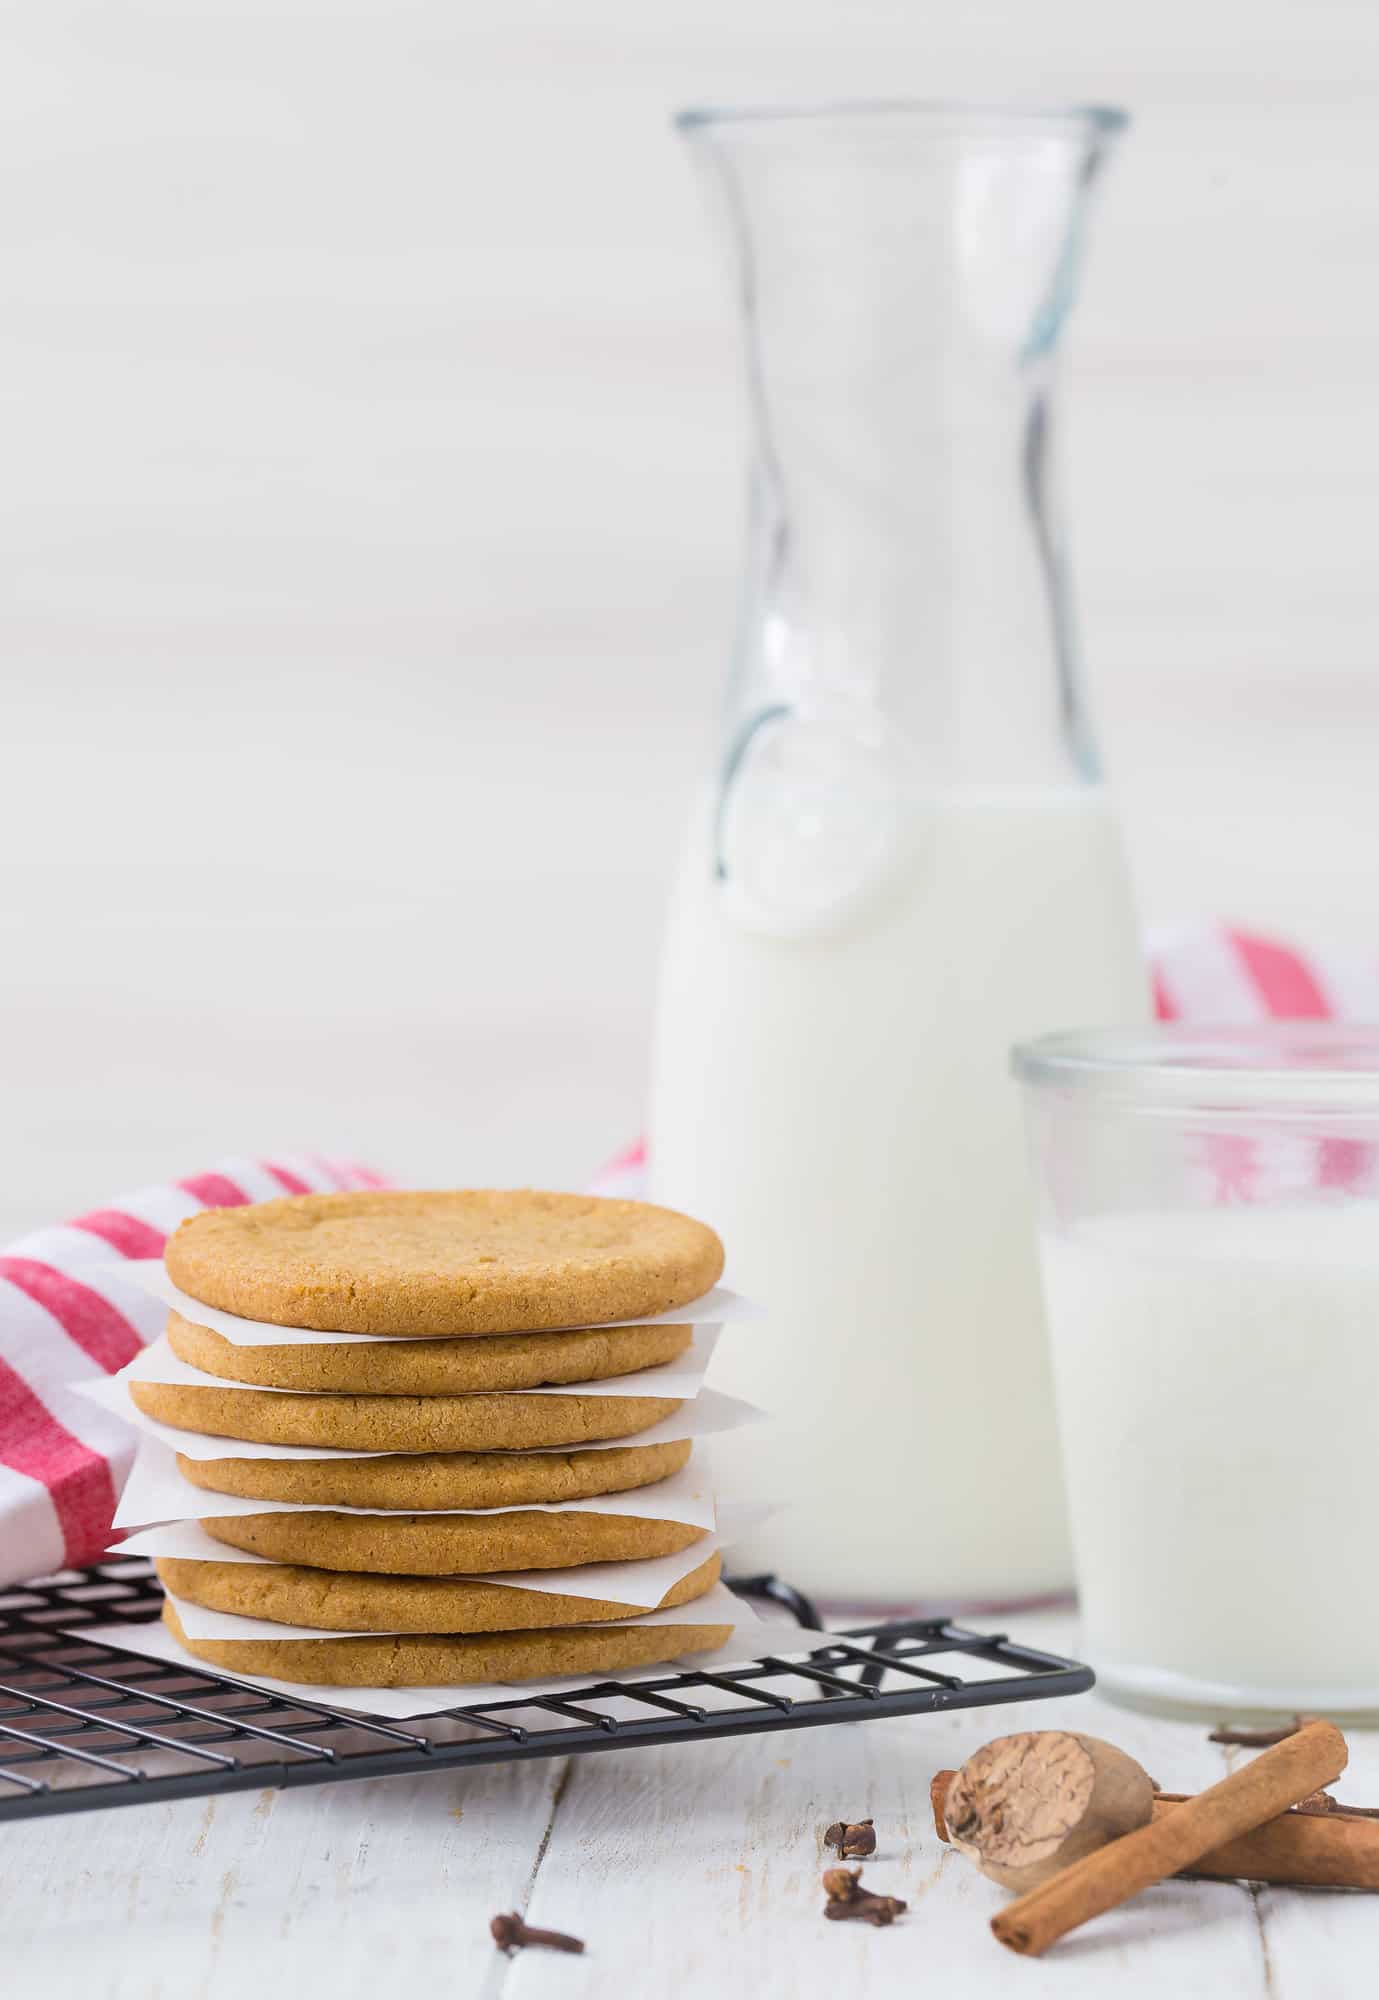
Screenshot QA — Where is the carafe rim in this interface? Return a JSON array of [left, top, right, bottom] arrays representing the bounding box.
[[675, 97, 1129, 139]]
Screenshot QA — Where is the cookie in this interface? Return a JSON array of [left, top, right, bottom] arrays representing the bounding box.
[[161, 1597, 732, 1687], [176, 1437, 692, 1510], [200, 1509, 705, 1574], [130, 1379, 680, 1451], [155, 1548, 722, 1632], [165, 1189, 724, 1335], [166, 1309, 692, 1395]]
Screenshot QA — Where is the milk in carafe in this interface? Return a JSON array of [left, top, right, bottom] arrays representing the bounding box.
[[651, 785, 1146, 1600], [651, 99, 1146, 1599]]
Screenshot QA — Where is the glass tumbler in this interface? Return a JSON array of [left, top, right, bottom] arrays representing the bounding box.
[[1015, 1025, 1379, 1714]]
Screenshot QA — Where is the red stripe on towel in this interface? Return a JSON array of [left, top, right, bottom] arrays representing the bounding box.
[[68, 1208, 168, 1260], [178, 1172, 251, 1209], [1232, 931, 1330, 1019], [1152, 970, 1179, 1020], [0, 1357, 118, 1565], [0, 1260, 143, 1371]]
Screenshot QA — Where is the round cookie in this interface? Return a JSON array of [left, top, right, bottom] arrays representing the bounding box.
[[166, 1309, 693, 1395], [177, 1437, 693, 1510], [200, 1509, 705, 1574], [130, 1380, 680, 1451], [156, 1548, 723, 1633], [161, 1598, 732, 1687], [165, 1188, 724, 1335]]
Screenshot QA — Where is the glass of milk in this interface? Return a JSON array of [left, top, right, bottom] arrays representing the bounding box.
[[1015, 1025, 1379, 1713]]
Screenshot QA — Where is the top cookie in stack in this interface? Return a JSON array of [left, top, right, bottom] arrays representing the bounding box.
[[128, 1189, 735, 1683], [133, 1188, 722, 1455], [164, 1188, 724, 1336]]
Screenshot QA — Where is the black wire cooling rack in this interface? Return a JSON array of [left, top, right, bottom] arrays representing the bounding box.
[[0, 1558, 1092, 1824]]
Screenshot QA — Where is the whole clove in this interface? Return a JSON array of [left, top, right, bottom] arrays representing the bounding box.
[[824, 1817, 877, 1858], [489, 1912, 585, 1955], [821, 1866, 906, 1926], [1292, 1790, 1379, 1821]]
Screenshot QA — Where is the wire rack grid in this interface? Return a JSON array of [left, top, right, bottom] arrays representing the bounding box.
[[0, 1559, 1092, 1824]]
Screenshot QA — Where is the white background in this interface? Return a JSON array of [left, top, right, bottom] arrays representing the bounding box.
[[3, 0, 1378, 1232]]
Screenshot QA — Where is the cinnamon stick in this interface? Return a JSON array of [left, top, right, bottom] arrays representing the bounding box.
[[927, 1768, 951, 1840], [991, 1719, 1348, 1956], [1152, 1794, 1379, 1889], [930, 1770, 952, 1844]]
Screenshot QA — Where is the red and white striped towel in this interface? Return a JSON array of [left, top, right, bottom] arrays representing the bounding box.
[[0, 1156, 388, 1586], [1149, 921, 1379, 1023]]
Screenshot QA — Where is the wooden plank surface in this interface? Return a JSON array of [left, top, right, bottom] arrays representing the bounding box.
[[519, 1643, 1265, 2000], [2, 1611, 1376, 1998], [2, 1757, 569, 2000]]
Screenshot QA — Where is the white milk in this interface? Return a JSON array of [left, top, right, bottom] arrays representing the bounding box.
[[1042, 1204, 1379, 1707], [649, 787, 1146, 1603]]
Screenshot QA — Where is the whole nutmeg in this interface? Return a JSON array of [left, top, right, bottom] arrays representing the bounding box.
[[942, 1732, 1155, 1892]]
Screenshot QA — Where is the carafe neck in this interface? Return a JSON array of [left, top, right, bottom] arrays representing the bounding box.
[[685, 102, 1125, 797]]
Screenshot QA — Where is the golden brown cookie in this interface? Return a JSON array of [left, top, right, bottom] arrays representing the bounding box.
[[200, 1509, 705, 1574], [156, 1548, 722, 1633], [161, 1597, 732, 1687], [165, 1189, 724, 1335], [130, 1379, 680, 1451], [176, 1437, 693, 1510], [165, 1308, 693, 1395]]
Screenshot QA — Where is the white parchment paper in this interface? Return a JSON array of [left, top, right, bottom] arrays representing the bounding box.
[[118, 1507, 769, 1618], [114, 1435, 717, 1530], [69, 1581, 835, 1719], [121, 1261, 758, 1346], [76, 1375, 763, 1461], [117, 1325, 721, 1401]]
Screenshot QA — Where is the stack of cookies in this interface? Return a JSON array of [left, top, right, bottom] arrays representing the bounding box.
[[111, 1189, 743, 1687]]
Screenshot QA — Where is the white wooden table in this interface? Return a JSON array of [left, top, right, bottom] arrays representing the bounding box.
[[3, 1609, 1373, 1999]]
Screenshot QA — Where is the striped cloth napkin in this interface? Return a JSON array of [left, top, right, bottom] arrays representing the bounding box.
[[0, 1157, 387, 1587]]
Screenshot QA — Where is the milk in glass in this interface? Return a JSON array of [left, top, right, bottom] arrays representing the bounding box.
[[1041, 1204, 1379, 1706]]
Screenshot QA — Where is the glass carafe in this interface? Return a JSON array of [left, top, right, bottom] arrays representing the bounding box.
[[649, 100, 1149, 1604]]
